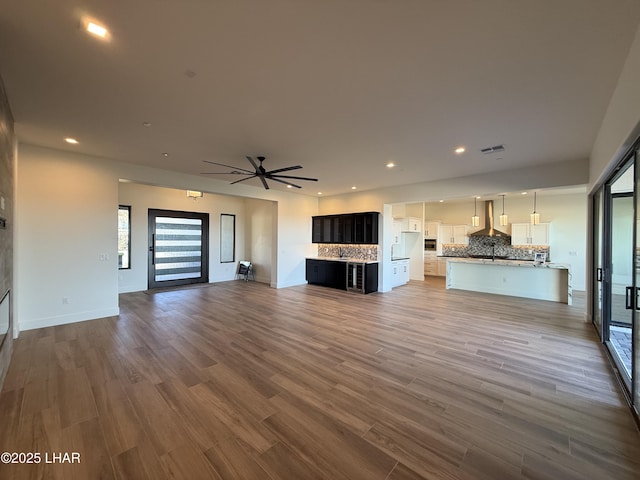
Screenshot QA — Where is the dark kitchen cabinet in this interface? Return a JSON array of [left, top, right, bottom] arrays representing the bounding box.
[[307, 259, 377, 293], [311, 212, 379, 244], [353, 213, 378, 244], [312, 216, 334, 243], [307, 259, 378, 293], [306, 259, 347, 289]]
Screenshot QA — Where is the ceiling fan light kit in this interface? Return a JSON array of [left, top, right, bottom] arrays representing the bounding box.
[[201, 156, 318, 190]]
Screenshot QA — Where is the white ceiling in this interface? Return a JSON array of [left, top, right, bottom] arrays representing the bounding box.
[[1, 1, 639, 196]]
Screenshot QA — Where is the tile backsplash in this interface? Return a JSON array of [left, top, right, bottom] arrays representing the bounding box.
[[442, 236, 550, 261], [316, 244, 379, 261]]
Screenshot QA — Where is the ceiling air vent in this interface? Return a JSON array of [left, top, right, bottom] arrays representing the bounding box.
[[480, 144, 505, 154]]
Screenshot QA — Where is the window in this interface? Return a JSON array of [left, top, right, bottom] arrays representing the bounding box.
[[118, 205, 131, 269]]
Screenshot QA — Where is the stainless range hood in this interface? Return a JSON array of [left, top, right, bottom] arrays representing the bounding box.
[[470, 200, 510, 238]]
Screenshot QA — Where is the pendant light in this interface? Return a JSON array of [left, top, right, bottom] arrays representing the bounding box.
[[471, 197, 480, 227], [530, 192, 540, 225], [499, 194, 508, 226]]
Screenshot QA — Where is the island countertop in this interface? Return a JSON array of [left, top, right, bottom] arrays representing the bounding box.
[[446, 257, 570, 270]]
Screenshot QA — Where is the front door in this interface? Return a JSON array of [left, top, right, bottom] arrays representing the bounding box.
[[148, 209, 209, 289]]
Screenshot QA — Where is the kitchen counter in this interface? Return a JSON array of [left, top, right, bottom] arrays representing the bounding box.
[[446, 257, 572, 304], [306, 256, 378, 264], [447, 257, 570, 269]]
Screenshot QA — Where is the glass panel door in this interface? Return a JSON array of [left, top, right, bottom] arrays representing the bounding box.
[[634, 146, 640, 412], [605, 160, 634, 389], [148, 209, 209, 289]]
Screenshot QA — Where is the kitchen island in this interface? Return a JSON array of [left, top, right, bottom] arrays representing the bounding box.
[[446, 257, 572, 304]]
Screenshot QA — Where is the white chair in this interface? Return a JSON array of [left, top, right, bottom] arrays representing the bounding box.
[[236, 261, 254, 281]]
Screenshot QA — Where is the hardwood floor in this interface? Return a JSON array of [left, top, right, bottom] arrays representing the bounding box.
[[1, 278, 638, 479]]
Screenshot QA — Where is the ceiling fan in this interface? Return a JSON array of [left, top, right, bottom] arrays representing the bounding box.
[[200, 156, 318, 190]]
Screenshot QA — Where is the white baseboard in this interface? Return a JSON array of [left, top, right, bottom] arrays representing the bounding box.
[[18, 307, 120, 332]]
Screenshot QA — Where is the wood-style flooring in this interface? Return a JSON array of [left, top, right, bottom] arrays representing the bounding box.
[[1, 277, 639, 479]]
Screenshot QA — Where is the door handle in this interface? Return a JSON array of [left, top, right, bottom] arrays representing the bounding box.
[[596, 268, 603, 282], [626, 286, 634, 310], [149, 234, 156, 265]]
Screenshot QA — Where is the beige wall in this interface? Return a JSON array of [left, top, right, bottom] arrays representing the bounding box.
[[589, 23, 640, 190], [15, 145, 120, 331], [15, 144, 318, 332], [118, 182, 251, 293]]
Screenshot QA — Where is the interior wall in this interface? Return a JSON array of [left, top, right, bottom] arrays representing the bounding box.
[[589, 23, 640, 190], [0, 74, 14, 389], [118, 182, 249, 293], [15, 143, 318, 332], [15, 145, 120, 331], [244, 198, 274, 284]]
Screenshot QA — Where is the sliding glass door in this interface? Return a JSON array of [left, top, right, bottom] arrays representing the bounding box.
[[593, 144, 639, 418], [148, 209, 209, 289], [634, 147, 640, 412]]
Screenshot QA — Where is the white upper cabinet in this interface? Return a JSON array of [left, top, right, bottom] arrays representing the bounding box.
[[397, 217, 422, 233], [437, 224, 468, 255], [424, 221, 440, 238], [438, 224, 468, 244], [511, 222, 550, 245]]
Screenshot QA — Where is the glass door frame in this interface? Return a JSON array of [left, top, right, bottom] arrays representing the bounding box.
[[591, 139, 640, 422], [147, 208, 210, 289]]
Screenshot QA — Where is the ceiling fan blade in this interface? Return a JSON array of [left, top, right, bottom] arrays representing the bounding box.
[[270, 174, 318, 182], [258, 175, 269, 190], [246, 156, 260, 171], [267, 165, 302, 175], [270, 177, 302, 188], [200, 172, 253, 175], [202, 160, 254, 174], [229, 175, 258, 185]]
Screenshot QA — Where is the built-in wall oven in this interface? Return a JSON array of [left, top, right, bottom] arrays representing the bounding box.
[[424, 238, 436, 251]]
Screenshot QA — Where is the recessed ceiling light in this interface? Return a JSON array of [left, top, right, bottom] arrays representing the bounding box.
[[86, 21, 108, 39], [286, 185, 292, 189], [455, 146, 466, 154], [386, 162, 396, 168], [64, 137, 79, 144], [317, 192, 323, 195], [475, 195, 481, 199], [351, 186, 357, 190], [521, 192, 528, 195], [439, 199, 444, 203]]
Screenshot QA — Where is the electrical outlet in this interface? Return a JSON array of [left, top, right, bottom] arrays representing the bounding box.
[[62, 297, 69, 304]]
